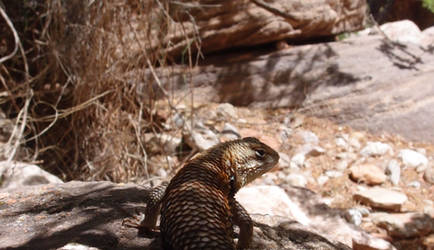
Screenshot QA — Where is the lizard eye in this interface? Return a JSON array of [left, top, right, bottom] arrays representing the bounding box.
[[255, 149, 266, 158]]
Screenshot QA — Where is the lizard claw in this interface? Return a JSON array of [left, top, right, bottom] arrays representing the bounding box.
[[122, 215, 160, 238]]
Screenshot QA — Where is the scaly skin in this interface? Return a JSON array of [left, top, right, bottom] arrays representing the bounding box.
[[133, 137, 279, 249]]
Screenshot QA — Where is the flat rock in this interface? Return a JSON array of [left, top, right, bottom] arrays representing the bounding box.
[[0, 181, 360, 250], [349, 164, 387, 185], [353, 187, 408, 211]]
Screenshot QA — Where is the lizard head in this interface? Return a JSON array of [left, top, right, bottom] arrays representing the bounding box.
[[224, 137, 279, 192]]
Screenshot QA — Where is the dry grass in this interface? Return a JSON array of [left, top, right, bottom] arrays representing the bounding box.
[[0, 0, 198, 182]]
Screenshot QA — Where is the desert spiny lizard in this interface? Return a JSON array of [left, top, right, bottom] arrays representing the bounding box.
[[129, 137, 279, 249]]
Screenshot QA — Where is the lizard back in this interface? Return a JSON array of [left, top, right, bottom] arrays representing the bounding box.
[[159, 137, 279, 250]]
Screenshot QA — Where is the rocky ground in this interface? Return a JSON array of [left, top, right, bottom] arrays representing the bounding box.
[[134, 99, 434, 249], [2, 100, 433, 249]]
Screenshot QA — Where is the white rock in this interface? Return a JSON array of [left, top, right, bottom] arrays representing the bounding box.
[[286, 174, 308, 187], [360, 141, 393, 157], [296, 130, 319, 145], [335, 137, 348, 149], [380, 20, 423, 44], [236, 185, 311, 226], [345, 208, 363, 226], [317, 175, 329, 185], [290, 153, 305, 169], [278, 152, 291, 169], [59, 243, 99, 250], [172, 112, 185, 129], [336, 160, 349, 171], [300, 144, 325, 157], [398, 149, 428, 169], [348, 137, 361, 150], [325, 170, 343, 178], [386, 160, 401, 185], [0, 161, 63, 190], [407, 181, 421, 189]]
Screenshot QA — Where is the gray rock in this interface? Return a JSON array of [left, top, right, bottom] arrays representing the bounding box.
[[386, 160, 401, 186], [360, 142, 393, 157], [0, 161, 63, 190], [398, 149, 428, 169]]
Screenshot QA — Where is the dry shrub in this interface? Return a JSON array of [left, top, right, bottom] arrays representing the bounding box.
[[0, 0, 197, 182]]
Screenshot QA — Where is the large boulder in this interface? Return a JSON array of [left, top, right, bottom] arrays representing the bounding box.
[[155, 0, 367, 57]]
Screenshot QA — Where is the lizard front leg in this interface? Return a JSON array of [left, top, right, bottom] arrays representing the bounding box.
[[231, 199, 253, 250]]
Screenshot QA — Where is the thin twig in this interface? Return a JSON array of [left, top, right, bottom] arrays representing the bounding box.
[[29, 90, 112, 122], [7, 90, 33, 162], [0, 5, 19, 64]]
